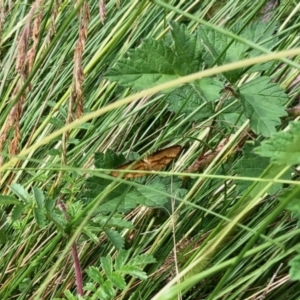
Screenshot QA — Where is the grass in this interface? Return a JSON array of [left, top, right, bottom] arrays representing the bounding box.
[[1, 0, 300, 299]]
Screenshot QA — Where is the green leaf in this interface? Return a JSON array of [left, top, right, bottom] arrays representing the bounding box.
[[107, 272, 126, 290], [33, 207, 46, 227], [93, 216, 134, 229], [166, 78, 223, 121], [94, 149, 125, 169], [96, 280, 115, 300], [115, 249, 129, 270], [104, 229, 124, 249], [119, 265, 147, 280], [11, 205, 25, 222], [233, 143, 291, 194], [129, 254, 156, 267], [9, 184, 31, 204], [289, 251, 300, 281], [238, 77, 288, 137], [86, 266, 104, 284], [0, 195, 20, 205], [101, 255, 113, 276], [32, 187, 44, 209], [106, 39, 181, 90], [45, 198, 56, 212], [170, 22, 201, 74], [106, 23, 202, 91], [255, 122, 300, 165]]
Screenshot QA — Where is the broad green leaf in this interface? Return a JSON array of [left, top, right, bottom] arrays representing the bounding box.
[[107, 272, 126, 290], [119, 265, 147, 280], [289, 252, 300, 281], [10, 184, 31, 204], [0, 195, 20, 205], [166, 78, 223, 121], [115, 249, 129, 270], [101, 255, 113, 276], [255, 122, 300, 165], [94, 149, 125, 169], [106, 24, 202, 91], [93, 216, 134, 229], [45, 198, 56, 212], [129, 254, 156, 267], [11, 205, 25, 222], [32, 187, 44, 209], [106, 39, 181, 90], [238, 77, 288, 137], [170, 22, 202, 74], [234, 143, 291, 194], [86, 266, 104, 284], [33, 207, 46, 227], [96, 280, 115, 300], [104, 229, 124, 249]]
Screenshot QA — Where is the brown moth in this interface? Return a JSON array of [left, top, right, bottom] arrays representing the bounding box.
[[110, 145, 182, 178]]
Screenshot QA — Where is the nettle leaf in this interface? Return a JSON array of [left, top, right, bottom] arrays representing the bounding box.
[[238, 77, 288, 137], [93, 216, 134, 229], [95, 149, 125, 169], [234, 143, 291, 194], [106, 24, 202, 90], [170, 22, 202, 74], [255, 122, 300, 165], [166, 78, 223, 121]]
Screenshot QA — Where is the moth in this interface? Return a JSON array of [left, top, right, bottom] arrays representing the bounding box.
[[110, 145, 182, 178]]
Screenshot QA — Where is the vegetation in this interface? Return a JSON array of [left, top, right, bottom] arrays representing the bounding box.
[[1, 0, 300, 299]]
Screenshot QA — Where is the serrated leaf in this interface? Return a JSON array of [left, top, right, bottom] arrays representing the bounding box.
[[95, 149, 125, 169], [32, 187, 44, 209], [96, 280, 115, 300], [9, 184, 31, 204], [45, 198, 56, 212], [97, 196, 138, 214], [86, 266, 104, 284], [289, 252, 300, 281], [234, 143, 291, 194], [106, 39, 181, 90], [106, 23, 202, 91], [239, 77, 288, 137], [129, 254, 156, 267], [0, 195, 20, 205], [101, 255, 113, 276], [170, 22, 201, 74], [104, 229, 124, 249], [255, 122, 300, 165], [119, 265, 147, 280], [33, 207, 46, 227], [115, 249, 129, 270], [84, 282, 97, 292], [107, 272, 126, 290], [166, 78, 223, 121], [11, 205, 25, 222], [93, 216, 134, 229]]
